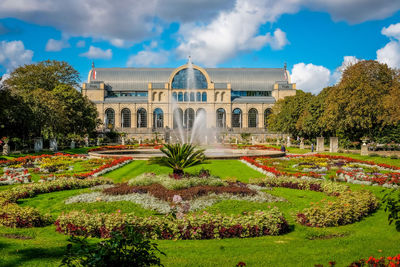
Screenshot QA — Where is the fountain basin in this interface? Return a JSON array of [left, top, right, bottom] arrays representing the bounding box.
[[89, 148, 285, 160]]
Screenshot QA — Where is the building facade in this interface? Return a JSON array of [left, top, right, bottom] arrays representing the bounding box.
[[82, 63, 297, 142]]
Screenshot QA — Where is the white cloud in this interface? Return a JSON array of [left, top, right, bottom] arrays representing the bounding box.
[[127, 50, 168, 67], [0, 40, 33, 73], [80, 46, 112, 59], [76, 40, 85, 48], [176, 0, 291, 66], [45, 38, 69, 51], [0, 0, 397, 50], [376, 23, 400, 69], [291, 63, 331, 94], [377, 41, 400, 69]]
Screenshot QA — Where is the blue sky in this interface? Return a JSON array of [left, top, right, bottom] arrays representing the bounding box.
[[1, 0, 400, 94]]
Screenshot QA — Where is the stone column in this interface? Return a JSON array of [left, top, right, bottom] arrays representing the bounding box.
[[329, 137, 338, 153], [316, 137, 324, 152], [50, 138, 58, 152], [286, 136, 291, 147], [34, 137, 43, 152], [121, 136, 126, 145]]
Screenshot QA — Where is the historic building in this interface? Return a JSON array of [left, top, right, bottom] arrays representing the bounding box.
[[82, 62, 297, 142]]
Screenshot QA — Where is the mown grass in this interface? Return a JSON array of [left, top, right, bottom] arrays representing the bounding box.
[[103, 159, 265, 183], [0, 158, 399, 266]]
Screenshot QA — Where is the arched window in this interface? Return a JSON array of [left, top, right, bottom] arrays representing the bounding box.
[[196, 108, 207, 128], [190, 92, 195, 102], [171, 68, 207, 89], [215, 92, 219, 102], [196, 92, 201, 102], [184, 92, 188, 102], [264, 108, 272, 129], [172, 92, 177, 101], [153, 108, 163, 129], [202, 92, 207, 102], [173, 108, 183, 129], [137, 108, 147, 128], [105, 108, 115, 129], [121, 108, 131, 128], [248, 108, 258, 128], [232, 108, 242, 128], [178, 92, 183, 102], [216, 108, 226, 128], [184, 108, 195, 129]]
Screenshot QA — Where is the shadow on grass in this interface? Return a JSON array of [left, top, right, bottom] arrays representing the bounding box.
[[3, 245, 65, 267]]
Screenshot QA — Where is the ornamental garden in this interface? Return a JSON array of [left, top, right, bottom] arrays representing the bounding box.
[[0, 143, 399, 266], [1, 60, 400, 266]]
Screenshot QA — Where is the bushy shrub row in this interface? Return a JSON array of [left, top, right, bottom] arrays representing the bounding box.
[[0, 178, 111, 228], [0, 203, 53, 227], [103, 183, 256, 202], [297, 190, 378, 227], [55, 208, 289, 239], [253, 176, 349, 196], [0, 177, 112, 203], [128, 173, 225, 190]]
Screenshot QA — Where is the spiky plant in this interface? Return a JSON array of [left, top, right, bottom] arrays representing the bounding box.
[[157, 143, 205, 175]]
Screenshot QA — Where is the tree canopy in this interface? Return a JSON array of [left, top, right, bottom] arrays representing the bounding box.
[[0, 60, 99, 141], [267, 60, 400, 143]]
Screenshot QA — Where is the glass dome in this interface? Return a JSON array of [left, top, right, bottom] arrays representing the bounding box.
[[171, 68, 207, 89]]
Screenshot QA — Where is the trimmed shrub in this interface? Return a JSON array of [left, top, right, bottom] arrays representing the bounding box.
[[297, 190, 378, 227], [55, 208, 289, 239], [0, 203, 53, 227]]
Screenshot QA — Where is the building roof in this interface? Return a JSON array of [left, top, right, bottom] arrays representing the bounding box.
[[89, 67, 289, 91]]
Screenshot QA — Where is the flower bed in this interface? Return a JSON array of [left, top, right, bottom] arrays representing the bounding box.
[[0, 153, 132, 184], [242, 154, 400, 188], [0, 177, 111, 228], [250, 176, 378, 227], [55, 208, 289, 239], [128, 173, 225, 190], [297, 190, 378, 227], [88, 144, 163, 152], [347, 254, 400, 267], [65, 180, 284, 214], [0, 167, 31, 185], [103, 183, 256, 201]]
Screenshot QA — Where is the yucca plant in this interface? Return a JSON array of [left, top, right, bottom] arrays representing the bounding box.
[[157, 143, 205, 175]]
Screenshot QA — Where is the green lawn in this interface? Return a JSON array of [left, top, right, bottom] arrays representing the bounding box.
[[1, 158, 399, 267], [103, 159, 265, 183]]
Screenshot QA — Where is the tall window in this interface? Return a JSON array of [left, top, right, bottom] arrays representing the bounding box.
[[190, 92, 195, 102], [264, 108, 272, 129], [172, 92, 177, 101], [202, 92, 207, 102], [248, 108, 258, 128], [178, 92, 183, 102], [137, 108, 147, 128], [105, 108, 115, 129], [232, 108, 242, 128], [171, 68, 207, 89], [184, 92, 188, 102], [184, 108, 195, 129], [121, 108, 131, 128], [216, 108, 226, 128], [153, 108, 163, 129], [196, 92, 201, 102], [173, 108, 183, 129]]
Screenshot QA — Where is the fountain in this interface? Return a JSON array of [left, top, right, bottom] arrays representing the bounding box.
[[89, 56, 285, 159]]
